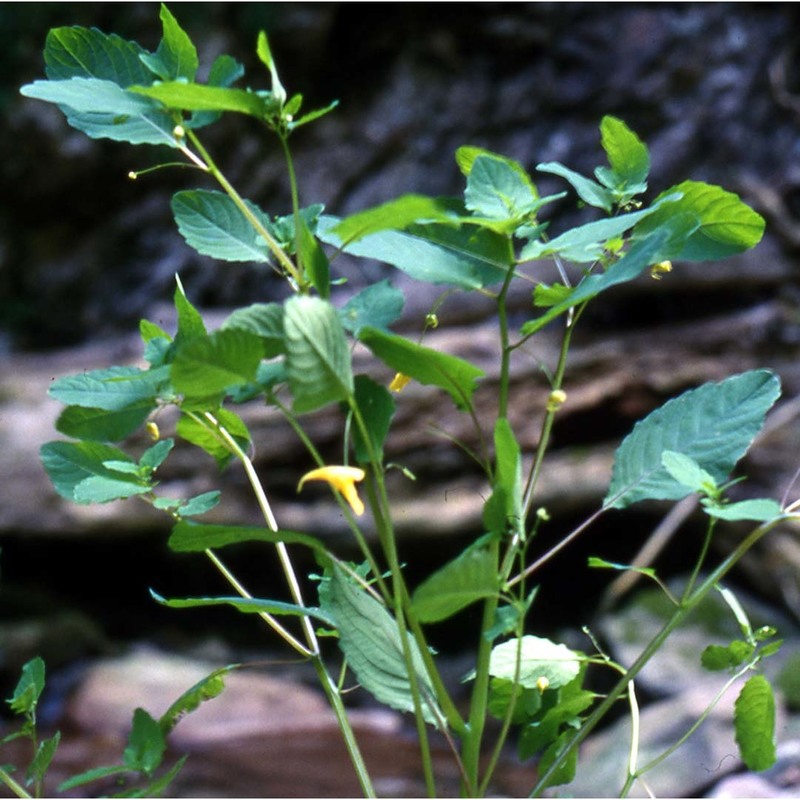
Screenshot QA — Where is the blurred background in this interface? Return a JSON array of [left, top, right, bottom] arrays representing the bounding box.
[[3, 4, 800, 796]]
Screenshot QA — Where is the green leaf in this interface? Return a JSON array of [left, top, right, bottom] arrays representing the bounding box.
[[488, 678, 543, 724], [256, 30, 286, 105], [49, 365, 169, 411], [635, 180, 765, 260], [605, 370, 781, 508], [520, 195, 679, 263], [151, 591, 335, 626], [222, 302, 285, 357], [350, 375, 396, 464], [331, 195, 458, 244], [734, 675, 776, 771], [536, 162, 615, 212], [176, 407, 250, 467], [483, 418, 523, 534], [599, 115, 650, 189], [465, 154, 539, 221], [58, 765, 132, 793], [27, 732, 60, 787], [154, 490, 220, 517], [703, 498, 784, 522], [411, 545, 499, 623], [40, 441, 148, 503], [21, 77, 177, 147], [358, 326, 483, 412], [661, 450, 717, 493], [123, 708, 166, 777], [139, 4, 198, 81], [587, 556, 658, 582], [339, 280, 405, 336], [296, 214, 330, 298], [701, 641, 755, 671], [536, 730, 579, 789], [171, 329, 264, 398], [174, 275, 207, 343], [489, 636, 581, 690], [132, 81, 269, 118], [140, 439, 174, 471], [533, 282, 573, 308], [320, 565, 441, 726], [43, 26, 151, 84], [168, 520, 328, 557], [171, 190, 274, 263], [317, 215, 510, 290], [284, 296, 353, 413], [7, 657, 45, 715], [521, 215, 698, 336], [56, 403, 152, 442], [158, 664, 236, 736]]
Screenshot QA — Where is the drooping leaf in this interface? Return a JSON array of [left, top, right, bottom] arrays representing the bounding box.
[[489, 635, 581, 690], [48, 365, 169, 412], [151, 591, 334, 626], [634, 180, 765, 260], [339, 280, 405, 335], [132, 81, 269, 118], [255, 29, 286, 105], [350, 375, 396, 464], [605, 370, 781, 508], [140, 438, 175, 471], [411, 545, 499, 623], [171, 329, 264, 398], [284, 296, 353, 413], [734, 675, 777, 771], [536, 162, 614, 212], [320, 566, 441, 726], [358, 326, 483, 412], [521, 214, 699, 337], [296, 213, 330, 297], [72, 473, 152, 504], [123, 708, 166, 777], [168, 519, 328, 557], [171, 190, 274, 263], [465, 154, 539, 221], [317, 216, 510, 289]]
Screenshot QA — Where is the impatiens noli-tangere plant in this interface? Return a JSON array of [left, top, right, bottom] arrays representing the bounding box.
[[7, 5, 796, 797]]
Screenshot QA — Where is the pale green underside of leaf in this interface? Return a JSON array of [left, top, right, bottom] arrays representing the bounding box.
[[317, 215, 509, 289], [704, 498, 783, 522], [489, 635, 581, 690], [339, 280, 405, 335], [56, 403, 153, 442], [49, 365, 169, 411], [605, 370, 780, 508], [321, 566, 441, 726]]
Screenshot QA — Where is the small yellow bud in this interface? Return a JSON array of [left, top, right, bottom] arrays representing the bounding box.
[[298, 465, 366, 516], [146, 421, 160, 441], [546, 389, 567, 413], [536, 507, 550, 521], [535, 676, 550, 693], [172, 124, 186, 140], [650, 260, 672, 280], [389, 373, 411, 393], [425, 313, 439, 329], [128, 170, 138, 181]]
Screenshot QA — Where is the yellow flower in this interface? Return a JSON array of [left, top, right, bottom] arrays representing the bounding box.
[[546, 389, 567, 413], [650, 260, 672, 280], [389, 372, 411, 393], [297, 465, 366, 516]]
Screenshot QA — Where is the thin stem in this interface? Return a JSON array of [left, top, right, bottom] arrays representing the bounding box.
[[682, 517, 717, 602], [203, 411, 320, 655], [529, 515, 787, 796], [204, 548, 311, 656], [184, 129, 303, 286]]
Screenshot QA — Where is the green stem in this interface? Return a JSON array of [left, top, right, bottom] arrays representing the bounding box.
[[529, 515, 787, 796], [311, 655, 377, 798], [0, 767, 31, 799], [184, 129, 303, 287], [682, 518, 717, 602]]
